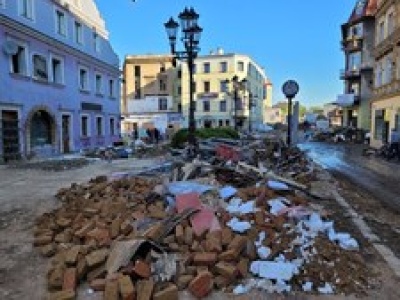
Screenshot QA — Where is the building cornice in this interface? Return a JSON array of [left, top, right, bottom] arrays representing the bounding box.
[[0, 15, 119, 75]]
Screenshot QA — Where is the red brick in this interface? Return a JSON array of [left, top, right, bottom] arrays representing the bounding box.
[[227, 235, 247, 253], [104, 279, 119, 300], [188, 271, 213, 298], [254, 211, 265, 225], [192, 252, 217, 266], [86, 228, 110, 246], [218, 249, 237, 261], [85, 249, 109, 268], [237, 258, 249, 278], [75, 221, 95, 238], [133, 260, 151, 278], [175, 224, 184, 244], [34, 235, 53, 247], [90, 278, 106, 291], [48, 265, 64, 290], [176, 192, 201, 213], [205, 237, 222, 253], [65, 246, 81, 266], [119, 275, 135, 300], [136, 279, 154, 300], [184, 226, 193, 245], [176, 275, 194, 290], [153, 284, 178, 300], [214, 262, 237, 279], [62, 268, 77, 291]]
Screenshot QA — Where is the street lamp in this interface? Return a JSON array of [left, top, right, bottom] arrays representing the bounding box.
[[226, 75, 247, 131], [164, 7, 202, 153]]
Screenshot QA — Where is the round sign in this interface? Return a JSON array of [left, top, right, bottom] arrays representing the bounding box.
[[282, 80, 299, 98]]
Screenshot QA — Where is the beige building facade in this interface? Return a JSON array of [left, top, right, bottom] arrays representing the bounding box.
[[121, 55, 182, 136], [371, 0, 400, 147], [178, 49, 272, 131]]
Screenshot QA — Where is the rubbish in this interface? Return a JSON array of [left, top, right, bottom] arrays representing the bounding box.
[[151, 253, 178, 282], [302, 281, 313, 292], [268, 198, 289, 215], [226, 198, 257, 215], [226, 217, 252, 233], [219, 186, 237, 199], [267, 180, 290, 191], [250, 261, 298, 281], [318, 283, 334, 294], [167, 181, 214, 196], [190, 207, 220, 236], [328, 228, 359, 250]]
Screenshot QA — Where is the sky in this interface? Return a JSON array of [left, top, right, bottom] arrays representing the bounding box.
[[95, 0, 356, 107]]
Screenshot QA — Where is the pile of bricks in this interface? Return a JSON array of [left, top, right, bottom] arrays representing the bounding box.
[[34, 175, 370, 299]]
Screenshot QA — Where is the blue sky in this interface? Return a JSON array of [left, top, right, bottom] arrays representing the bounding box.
[[95, 0, 355, 107]]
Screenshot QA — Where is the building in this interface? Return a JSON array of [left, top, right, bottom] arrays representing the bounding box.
[[337, 0, 377, 130], [323, 103, 343, 127], [179, 48, 271, 131], [0, 0, 120, 161], [371, 0, 400, 147], [121, 54, 182, 138], [264, 107, 283, 124]]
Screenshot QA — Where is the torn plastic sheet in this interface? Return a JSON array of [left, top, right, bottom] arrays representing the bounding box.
[[167, 181, 214, 195], [268, 198, 289, 215], [302, 281, 313, 292], [267, 180, 290, 191], [250, 261, 299, 281], [257, 246, 271, 259], [328, 228, 359, 250], [226, 198, 257, 215], [219, 186, 237, 199], [318, 283, 334, 294], [226, 217, 251, 233]]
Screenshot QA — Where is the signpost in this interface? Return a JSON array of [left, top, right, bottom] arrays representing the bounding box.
[[282, 80, 299, 146]]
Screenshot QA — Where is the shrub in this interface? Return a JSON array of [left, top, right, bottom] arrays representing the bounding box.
[[171, 127, 239, 148]]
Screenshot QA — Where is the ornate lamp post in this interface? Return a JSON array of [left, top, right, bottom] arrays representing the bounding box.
[[226, 75, 247, 131], [164, 7, 202, 152]]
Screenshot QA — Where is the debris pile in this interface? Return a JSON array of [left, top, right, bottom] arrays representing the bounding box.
[[34, 169, 372, 299]]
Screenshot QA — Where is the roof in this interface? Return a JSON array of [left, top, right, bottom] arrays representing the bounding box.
[[348, 0, 377, 24]]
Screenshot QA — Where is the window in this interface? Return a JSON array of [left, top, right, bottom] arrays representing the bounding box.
[[109, 79, 115, 97], [220, 61, 228, 73], [237, 61, 244, 72], [95, 74, 103, 94], [192, 64, 197, 74], [225, 120, 230, 126], [203, 62, 210, 73], [220, 80, 228, 92], [50, 55, 64, 84], [220, 100, 227, 112], [94, 33, 100, 52], [177, 86, 182, 95], [96, 116, 103, 136], [159, 98, 168, 111], [203, 100, 210, 112], [388, 13, 394, 35], [74, 21, 83, 44], [178, 70, 182, 78], [134, 66, 141, 76], [192, 81, 197, 93], [19, 0, 34, 20], [10, 44, 28, 75], [109, 118, 115, 136], [81, 115, 89, 137], [159, 78, 167, 91], [32, 54, 48, 81], [160, 65, 166, 73], [56, 10, 66, 36], [79, 67, 89, 91], [219, 120, 223, 127], [348, 52, 361, 70], [379, 21, 385, 43], [204, 81, 210, 93]]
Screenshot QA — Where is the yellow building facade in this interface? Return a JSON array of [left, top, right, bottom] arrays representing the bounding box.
[[371, 0, 400, 147], [178, 50, 271, 130], [121, 55, 181, 135]]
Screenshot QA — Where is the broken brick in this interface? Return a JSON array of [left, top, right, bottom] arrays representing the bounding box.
[[221, 227, 233, 246], [48, 290, 75, 300], [34, 235, 53, 247], [104, 279, 119, 300], [85, 249, 109, 268], [192, 252, 217, 266], [62, 268, 77, 291], [214, 262, 237, 279], [119, 275, 135, 300], [176, 275, 194, 290], [110, 217, 122, 238], [133, 260, 151, 278], [184, 226, 193, 245], [188, 271, 213, 298], [65, 246, 81, 266], [227, 235, 247, 254], [48, 265, 65, 290], [237, 258, 249, 278], [136, 279, 154, 300], [205, 237, 222, 253], [175, 224, 184, 244], [90, 278, 106, 291], [153, 284, 178, 300], [76, 258, 87, 281], [74, 221, 95, 238], [120, 220, 133, 235], [218, 249, 237, 261], [87, 265, 106, 282], [40, 243, 56, 257]]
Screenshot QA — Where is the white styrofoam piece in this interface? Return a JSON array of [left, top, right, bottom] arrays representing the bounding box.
[[318, 283, 334, 294], [257, 246, 271, 259], [226, 217, 251, 233], [268, 198, 288, 215], [250, 261, 298, 281], [219, 186, 237, 199], [302, 282, 313, 292], [267, 180, 290, 191]]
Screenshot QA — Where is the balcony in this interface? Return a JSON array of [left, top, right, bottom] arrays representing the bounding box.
[[341, 38, 363, 52], [340, 68, 361, 80], [335, 94, 360, 107], [360, 62, 373, 72]]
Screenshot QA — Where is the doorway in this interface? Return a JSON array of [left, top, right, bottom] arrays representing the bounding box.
[[1, 110, 20, 161], [204, 120, 212, 128], [61, 114, 71, 153]]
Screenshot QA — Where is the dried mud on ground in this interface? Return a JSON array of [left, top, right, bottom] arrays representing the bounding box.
[[0, 158, 400, 300]]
